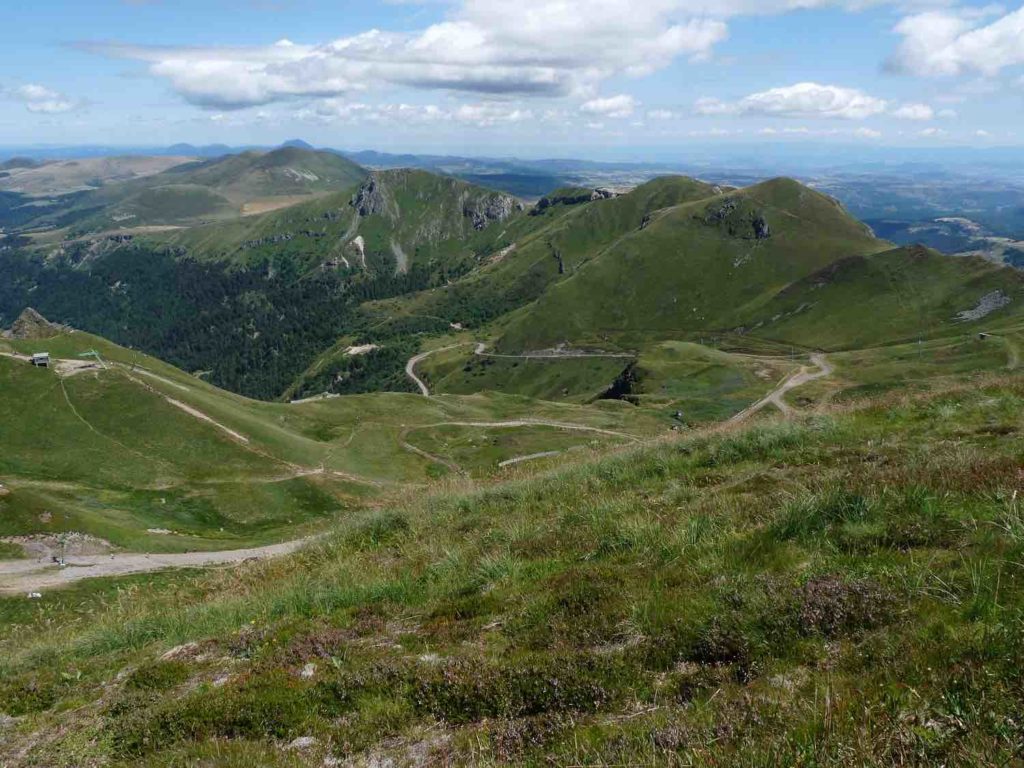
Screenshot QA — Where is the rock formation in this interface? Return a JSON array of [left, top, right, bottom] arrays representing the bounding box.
[[9, 307, 61, 340]]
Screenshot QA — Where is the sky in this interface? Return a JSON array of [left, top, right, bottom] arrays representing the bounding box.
[[1, 0, 1022, 158]]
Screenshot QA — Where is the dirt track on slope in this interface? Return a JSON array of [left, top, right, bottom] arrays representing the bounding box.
[[405, 343, 474, 396], [0, 538, 311, 594], [728, 353, 832, 423]]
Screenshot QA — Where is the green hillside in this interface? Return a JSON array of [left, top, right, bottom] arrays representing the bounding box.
[[15, 148, 368, 234], [0, 320, 662, 551], [752, 245, 1024, 348], [5, 160, 1024, 766], [4, 372, 1024, 765], [497, 178, 888, 351], [361, 175, 724, 334]]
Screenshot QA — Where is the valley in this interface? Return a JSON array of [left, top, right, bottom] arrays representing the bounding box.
[[3, 145, 1024, 766]]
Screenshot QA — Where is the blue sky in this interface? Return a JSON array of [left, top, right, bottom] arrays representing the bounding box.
[[1, 0, 1022, 157]]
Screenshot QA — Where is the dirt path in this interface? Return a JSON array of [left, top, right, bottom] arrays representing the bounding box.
[[728, 353, 833, 424], [472, 342, 634, 360], [416, 419, 641, 441], [164, 397, 251, 444], [405, 343, 473, 396], [0, 538, 311, 594], [399, 417, 639, 474], [498, 451, 562, 468]]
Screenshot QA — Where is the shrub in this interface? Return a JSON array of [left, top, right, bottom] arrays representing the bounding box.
[[124, 660, 191, 691], [411, 654, 626, 723], [0, 676, 58, 716], [794, 575, 894, 637]]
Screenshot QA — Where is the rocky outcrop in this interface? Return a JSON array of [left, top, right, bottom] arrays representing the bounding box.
[[703, 198, 771, 241], [242, 233, 294, 249], [955, 290, 1012, 322], [463, 194, 523, 231], [530, 188, 618, 216], [351, 175, 397, 219], [10, 307, 61, 340]]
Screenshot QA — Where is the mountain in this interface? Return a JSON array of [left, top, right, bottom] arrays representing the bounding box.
[[281, 138, 316, 150], [4, 333, 1023, 765], [0, 160, 533, 398], [0, 315, 655, 552], [4, 163, 1024, 406], [0, 157, 40, 171], [496, 178, 886, 351], [3, 148, 368, 233], [4, 161, 1024, 766], [0, 155, 194, 197]]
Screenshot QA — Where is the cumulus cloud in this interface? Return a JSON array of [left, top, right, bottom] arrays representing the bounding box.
[[84, 0, 953, 112], [647, 108, 676, 120], [695, 82, 888, 119], [7, 83, 78, 113], [891, 102, 934, 120], [580, 94, 638, 118], [919, 126, 948, 137], [82, 1, 734, 110], [887, 7, 1024, 77]]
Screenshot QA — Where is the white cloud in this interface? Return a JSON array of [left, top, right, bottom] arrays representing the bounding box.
[[855, 127, 883, 138], [580, 94, 638, 118], [647, 108, 676, 120], [695, 82, 888, 120], [976, 129, 991, 137], [919, 126, 948, 137], [891, 102, 934, 120], [888, 7, 1024, 77], [7, 83, 78, 114], [85, 0, 957, 112], [84, 1, 732, 110]]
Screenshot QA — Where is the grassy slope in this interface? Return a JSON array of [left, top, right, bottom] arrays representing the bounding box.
[[0, 330, 664, 551], [751, 245, 1024, 349], [497, 178, 888, 352], [2, 376, 1023, 765], [362, 176, 723, 332], [21, 149, 368, 234], [625, 341, 801, 422], [416, 345, 631, 403]]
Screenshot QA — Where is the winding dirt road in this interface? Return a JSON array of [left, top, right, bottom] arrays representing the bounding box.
[[406, 342, 635, 396], [405, 343, 475, 396], [728, 353, 833, 423], [0, 539, 310, 594]]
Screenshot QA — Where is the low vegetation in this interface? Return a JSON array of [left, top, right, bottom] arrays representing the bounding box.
[[2, 376, 1023, 765]]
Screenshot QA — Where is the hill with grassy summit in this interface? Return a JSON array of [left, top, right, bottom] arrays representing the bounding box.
[[0, 313, 660, 553], [3, 365, 1024, 765], [4, 148, 367, 235], [4, 160, 1024, 764], [5, 161, 1024, 408]]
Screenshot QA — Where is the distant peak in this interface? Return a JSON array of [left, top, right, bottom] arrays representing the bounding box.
[[280, 139, 315, 150]]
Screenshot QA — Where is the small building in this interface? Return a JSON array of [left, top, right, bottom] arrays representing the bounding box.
[[30, 352, 50, 368]]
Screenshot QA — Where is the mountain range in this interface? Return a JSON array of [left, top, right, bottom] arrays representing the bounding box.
[[3, 143, 1024, 766]]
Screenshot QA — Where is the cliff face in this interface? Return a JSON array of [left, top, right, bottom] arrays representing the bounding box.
[[352, 170, 523, 234]]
